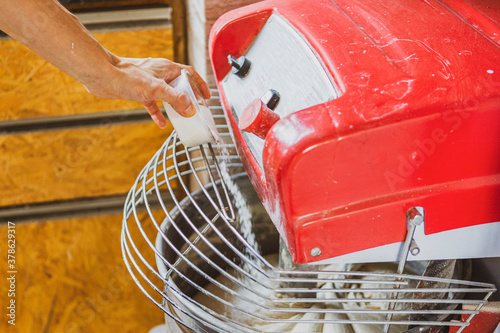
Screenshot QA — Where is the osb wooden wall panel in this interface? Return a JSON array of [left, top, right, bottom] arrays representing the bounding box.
[[0, 213, 166, 333], [0, 29, 173, 121], [0, 122, 173, 207]]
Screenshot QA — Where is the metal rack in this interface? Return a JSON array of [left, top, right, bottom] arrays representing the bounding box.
[[121, 93, 496, 333]]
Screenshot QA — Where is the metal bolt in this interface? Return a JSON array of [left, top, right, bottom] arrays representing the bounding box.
[[411, 214, 424, 226], [407, 207, 424, 226], [311, 247, 322, 257]]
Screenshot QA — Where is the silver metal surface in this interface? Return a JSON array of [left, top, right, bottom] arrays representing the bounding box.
[[77, 7, 171, 26], [121, 95, 496, 332], [221, 14, 339, 168]]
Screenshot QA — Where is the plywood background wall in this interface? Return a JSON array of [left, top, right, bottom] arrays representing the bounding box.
[[0, 29, 172, 121], [0, 28, 175, 207], [0, 214, 166, 333], [0, 6, 177, 333]]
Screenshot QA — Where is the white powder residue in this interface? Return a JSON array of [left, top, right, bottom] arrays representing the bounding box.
[[217, 145, 258, 254]]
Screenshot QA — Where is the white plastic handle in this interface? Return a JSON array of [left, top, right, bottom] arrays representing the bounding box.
[[163, 102, 217, 147]]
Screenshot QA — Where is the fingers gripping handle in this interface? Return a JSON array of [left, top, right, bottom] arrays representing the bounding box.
[[163, 69, 219, 147]]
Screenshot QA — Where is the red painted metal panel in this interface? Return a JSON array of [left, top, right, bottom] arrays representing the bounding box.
[[210, 0, 500, 263]]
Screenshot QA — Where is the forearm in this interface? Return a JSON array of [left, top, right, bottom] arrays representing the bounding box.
[[0, 0, 116, 89], [0, 0, 211, 128]]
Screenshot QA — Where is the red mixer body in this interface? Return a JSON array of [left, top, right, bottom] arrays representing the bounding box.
[[209, 0, 500, 264]]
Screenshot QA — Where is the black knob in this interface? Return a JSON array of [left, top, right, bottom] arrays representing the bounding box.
[[261, 89, 280, 110], [228, 55, 251, 78]]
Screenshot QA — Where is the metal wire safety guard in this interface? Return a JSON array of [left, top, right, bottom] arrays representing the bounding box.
[[121, 91, 496, 333]]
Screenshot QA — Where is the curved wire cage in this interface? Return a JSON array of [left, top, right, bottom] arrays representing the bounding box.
[[121, 92, 496, 333]]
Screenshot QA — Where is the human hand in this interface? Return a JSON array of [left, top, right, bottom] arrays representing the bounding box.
[[83, 56, 211, 128], [0, 0, 210, 128]]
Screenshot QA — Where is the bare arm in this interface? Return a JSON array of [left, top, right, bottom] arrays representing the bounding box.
[[0, 0, 210, 128]]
